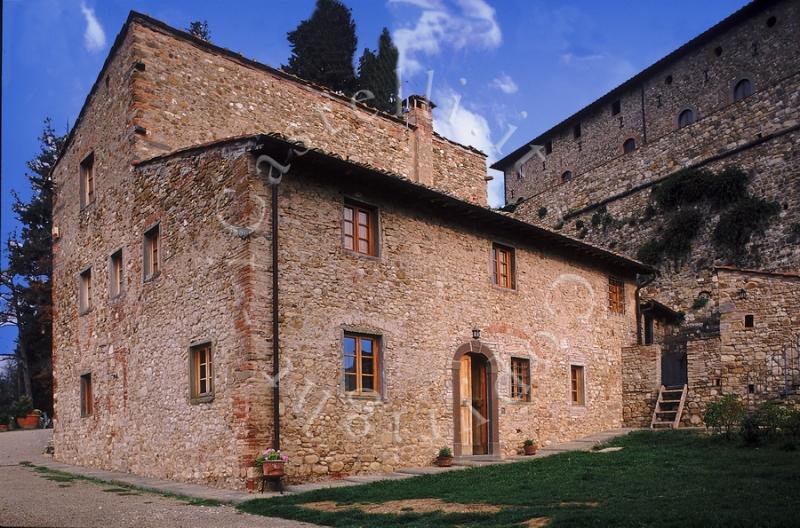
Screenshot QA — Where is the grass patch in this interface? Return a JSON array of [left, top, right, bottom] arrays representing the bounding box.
[[23, 464, 220, 507], [239, 430, 800, 527]]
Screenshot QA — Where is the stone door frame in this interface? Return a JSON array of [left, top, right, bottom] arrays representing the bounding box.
[[451, 340, 500, 457]]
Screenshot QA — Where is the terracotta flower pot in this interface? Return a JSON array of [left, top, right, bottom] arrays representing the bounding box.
[[0, 424, 8, 432], [524, 444, 538, 456], [436, 456, 453, 467], [262, 460, 286, 477], [246, 466, 263, 480], [16, 413, 39, 430]]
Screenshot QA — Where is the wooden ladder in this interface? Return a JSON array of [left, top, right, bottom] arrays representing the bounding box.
[[650, 384, 688, 429]]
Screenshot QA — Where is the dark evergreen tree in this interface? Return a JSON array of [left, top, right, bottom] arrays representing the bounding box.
[[284, 0, 357, 94], [357, 28, 400, 114], [187, 20, 210, 41], [0, 119, 65, 413]]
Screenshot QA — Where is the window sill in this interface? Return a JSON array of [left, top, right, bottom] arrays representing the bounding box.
[[345, 392, 384, 402], [342, 248, 381, 261], [79, 307, 93, 317], [491, 284, 518, 293], [189, 394, 214, 405], [143, 271, 161, 284], [109, 293, 125, 303], [508, 398, 533, 405], [80, 202, 96, 214]]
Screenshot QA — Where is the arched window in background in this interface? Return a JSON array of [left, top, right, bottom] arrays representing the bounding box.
[[734, 78, 753, 102], [678, 109, 695, 128], [623, 138, 636, 154]]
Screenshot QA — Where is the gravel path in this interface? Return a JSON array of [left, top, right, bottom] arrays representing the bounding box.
[[0, 429, 319, 528]]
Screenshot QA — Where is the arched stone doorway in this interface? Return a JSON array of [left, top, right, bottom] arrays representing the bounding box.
[[451, 341, 500, 457]]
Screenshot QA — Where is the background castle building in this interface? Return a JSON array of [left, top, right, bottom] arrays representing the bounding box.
[[51, 12, 650, 489], [494, 0, 799, 426]]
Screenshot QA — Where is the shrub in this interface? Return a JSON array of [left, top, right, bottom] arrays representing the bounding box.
[[712, 197, 780, 261], [637, 208, 703, 266], [13, 396, 34, 418], [692, 296, 709, 309], [642, 204, 656, 222], [438, 446, 452, 458], [575, 219, 585, 230], [704, 394, 745, 440], [523, 439, 537, 447], [784, 409, 800, 440], [740, 413, 764, 446], [788, 223, 800, 243], [537, 207, 547, 218], [652, 167, 749, 210]]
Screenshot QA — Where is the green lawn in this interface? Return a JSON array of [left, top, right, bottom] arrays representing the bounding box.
[[239, 430, 800, 527]]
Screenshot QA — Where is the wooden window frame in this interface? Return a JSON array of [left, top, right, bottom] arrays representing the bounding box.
[[109, 249, 123, 298], [608, 276, 625, 314], [570, 364, 585, 406], [80, 152, 95, 209], [143, 223, 161, 281], [491, 243, 515, 289], [342, 200, 379, 257], [510, 357, 531, 402], [343, 332, 381, 397], [79, 267, 92, 314], [80, 372, 93, 417], [189, 341, 214, 404]]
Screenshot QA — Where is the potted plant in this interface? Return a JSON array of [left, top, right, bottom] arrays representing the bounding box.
[[0, 412, 9, 432], [436, 446, 453, 467], [523, 439, 538, 456], [245, 455, 265, 492], [260, 448, 288, 478], [14, 397, 40, 430]]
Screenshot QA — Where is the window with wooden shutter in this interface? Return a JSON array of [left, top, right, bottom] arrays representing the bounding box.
[[570, 365, 585, 406], [190, 343, 214, 403], [144, 224, 160, 280], [80, 152, 95, 208], [511, 357, 531, 401], [343, 333, 381, 396], [110, 249, 123, 297], [343, 202, 378, 256], [492, 243, 515, 289], [80, 373, 93, 417], [608, 277, 625, 314], [79, 267, 92, 313]]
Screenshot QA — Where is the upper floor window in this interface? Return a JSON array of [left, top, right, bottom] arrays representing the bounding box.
[[544, 140, 553, 155], [623, 138, 636, 154], [109, 249, 123, 297], [678, 108, 695, 129], [189, 342, 214, 402], [573, 123, 582, 139], [80, 373, 93, 417], [733, 79, 753, 102], [343, 201, 378, 257], [511, 357, 531, 401], [491, 243, 515, 289], [80, 152, 95, 208], [608, 276, 625, 314], [561, 171, 573, 183], [745, 314, 755, 328], [343, 333, 381, 396], [79, 267, 92, 314], [611, 100, 621, 116], [143, 224, 161, 280], [570, 365, 585, 406]]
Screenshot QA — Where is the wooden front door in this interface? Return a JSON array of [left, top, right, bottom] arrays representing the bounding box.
[[471, 357, 489, 454], [459, 355, 473, 455]]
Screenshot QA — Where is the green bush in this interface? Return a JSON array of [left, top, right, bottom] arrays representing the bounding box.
[[652, 167, 749, 210], [741, 413, 764, 446], [636, 208, 703, 265], [537, 207, 547, 218], [712, 197, 780, 261], [704, 394, 745, 440], [692, 296, 710, 309], [13, 396, 34, 418]]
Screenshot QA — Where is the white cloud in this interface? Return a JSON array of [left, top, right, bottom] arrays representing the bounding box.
[[490, 73, 518, 94], [390, 0, 502, 77], [432, 88, 504, 207], [80, 2, 106, 53]]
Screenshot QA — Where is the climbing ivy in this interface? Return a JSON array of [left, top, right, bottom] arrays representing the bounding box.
[[712, 197, 781, 262], [651, 167, 749, 210], [636, 208, 704, 266]]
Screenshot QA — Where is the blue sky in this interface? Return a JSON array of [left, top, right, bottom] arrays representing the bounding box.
[[1, 0, 748, 354]]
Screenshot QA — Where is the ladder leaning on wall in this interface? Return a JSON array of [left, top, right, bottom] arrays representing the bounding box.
[[651, 384, 688, 429]]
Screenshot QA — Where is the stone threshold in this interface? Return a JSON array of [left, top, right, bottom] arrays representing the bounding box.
[[32, 428, 638, 503]]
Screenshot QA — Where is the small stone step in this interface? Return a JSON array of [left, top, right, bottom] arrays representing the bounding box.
[[656, 410, 677, 414]]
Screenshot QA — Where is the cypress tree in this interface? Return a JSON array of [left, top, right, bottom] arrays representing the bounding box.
[[1, 119, 65, 413], [357, 28, 400, 114], [284, 0, 357, 94]]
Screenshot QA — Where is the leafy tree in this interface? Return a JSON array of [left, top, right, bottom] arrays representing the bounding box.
[[357, 28, 400, 114], [187, 20, 210, 41], [0, 119, 65, 413], [284, 0, 357, 94]]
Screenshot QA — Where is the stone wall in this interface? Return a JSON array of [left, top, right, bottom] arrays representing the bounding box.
[[622, 344, 660, 427], [505, 0, 799, 203], [127, 17, 488, 205]]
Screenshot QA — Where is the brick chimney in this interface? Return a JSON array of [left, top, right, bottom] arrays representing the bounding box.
[[405, 95, 436, 187]]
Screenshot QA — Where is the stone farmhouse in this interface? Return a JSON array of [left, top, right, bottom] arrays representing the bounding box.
[[50, 12, 653, 488], [493, 0, 799, 427]]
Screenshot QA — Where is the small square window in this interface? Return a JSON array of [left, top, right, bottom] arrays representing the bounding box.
[[80, 153, 95, 209], [608, 277, 625, 314], [343, 333, 381, 396], [570, 365, 585, 406], [544, 140, 553, 155], [492, 243, 515, 289], [511, 357, 531, 401], [79, 268, 92, 313], [745, 314, 754, 328], [80, 373, 93, 417], [573, 123, 582, 139], [109, 250, 123, 297], [190, 343, 214, 402], [143, 224, 161, 280], [611, 100, 621, 116], [343, 201, 378, 257]]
